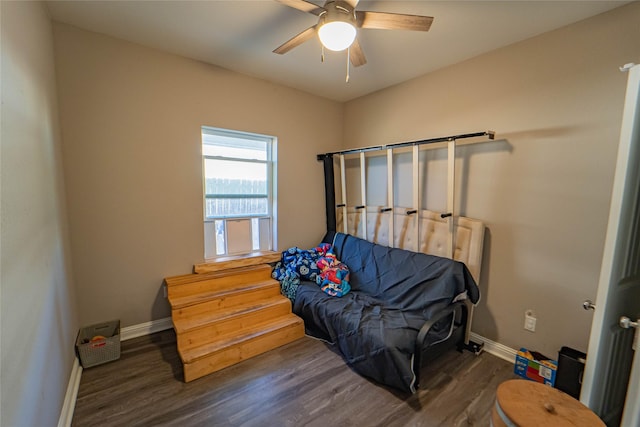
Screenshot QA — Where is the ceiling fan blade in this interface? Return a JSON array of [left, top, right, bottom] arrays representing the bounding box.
[[275, 0, 325, 15], [273, 25, 317, 54], [349, 38, 366, 67], [356, 11, 434, 31]]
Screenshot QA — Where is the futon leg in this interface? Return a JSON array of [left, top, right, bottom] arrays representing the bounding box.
[[461, 340, 484, 355], [458, 299, 484, 355]]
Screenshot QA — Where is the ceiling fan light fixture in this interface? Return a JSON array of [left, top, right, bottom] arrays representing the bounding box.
[[318, 21, 356, 52]]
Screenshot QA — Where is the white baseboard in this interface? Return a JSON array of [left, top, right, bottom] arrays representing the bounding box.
[[470, 332, 517, 364], [57, 357, 82, 427], [120, 317, 173, 341]]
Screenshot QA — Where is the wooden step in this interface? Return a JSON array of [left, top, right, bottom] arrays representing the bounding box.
[[181, 314, 304, 382], [174, 294, 291, 334], [175, 296, 293, 351], [194, 251, 281, 274], [170, 280, 281, 318], [165, 264, 273, 299]]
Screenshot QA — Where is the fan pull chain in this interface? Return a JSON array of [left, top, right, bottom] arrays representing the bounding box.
[[321, 45, 325, 63], [346, 47, 350, 83]]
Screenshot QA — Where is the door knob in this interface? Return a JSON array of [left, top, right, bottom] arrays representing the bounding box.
[[620, 316, 640, 352], [583, 300, 596, 311], [620, 316, 639, 329]]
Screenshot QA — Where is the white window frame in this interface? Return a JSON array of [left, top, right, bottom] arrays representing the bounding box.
[[202, 126, 277, 258]]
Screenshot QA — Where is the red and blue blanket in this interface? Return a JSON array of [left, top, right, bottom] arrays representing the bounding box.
[[272, 243, 351, 301]]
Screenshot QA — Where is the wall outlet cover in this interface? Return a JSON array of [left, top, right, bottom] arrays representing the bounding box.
[[525, 312, 537, 332]]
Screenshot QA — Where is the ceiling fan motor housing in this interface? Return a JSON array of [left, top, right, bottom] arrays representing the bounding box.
[[318, 1, 357, 51], [321, 1, 356, 21]]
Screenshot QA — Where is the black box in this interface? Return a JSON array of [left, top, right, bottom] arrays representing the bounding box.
[[555, 346, 586, 399]]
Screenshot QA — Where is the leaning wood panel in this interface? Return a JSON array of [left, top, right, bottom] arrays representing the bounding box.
[[339, 154, 348, 234], [387, 147, 395, 248], [360, 151, 367, 240], [412, 145, 420, 252], [446, 139, 456, 258]]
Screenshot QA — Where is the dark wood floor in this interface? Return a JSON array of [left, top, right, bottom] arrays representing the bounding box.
[[72, 330, 515, 426]]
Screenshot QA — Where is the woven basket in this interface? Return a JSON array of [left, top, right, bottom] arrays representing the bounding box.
[[76, 320, 121, 368]]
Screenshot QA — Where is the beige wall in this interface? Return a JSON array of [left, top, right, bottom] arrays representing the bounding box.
[[53, 24, 343, 327], [49, 1, 639, 360], [1, 2, 78, 425], [343, 2, 640, 357]]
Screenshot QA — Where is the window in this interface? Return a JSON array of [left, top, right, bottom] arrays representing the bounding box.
[[202, 127, 276, 258]]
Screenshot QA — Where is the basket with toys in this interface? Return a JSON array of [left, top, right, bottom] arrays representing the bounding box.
[[75, 320, 121, 368]]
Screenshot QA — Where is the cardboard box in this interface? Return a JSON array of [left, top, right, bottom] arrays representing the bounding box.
[[514, 348, 557, 386]]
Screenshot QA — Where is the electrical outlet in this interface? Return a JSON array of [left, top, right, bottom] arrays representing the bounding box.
[[524, 310, 536, 332], [163, 285, 168, 298]]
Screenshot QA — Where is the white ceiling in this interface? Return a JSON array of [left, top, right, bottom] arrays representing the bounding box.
[[46, 0, 628, 102]]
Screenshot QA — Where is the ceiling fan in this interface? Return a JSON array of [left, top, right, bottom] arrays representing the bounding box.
[[273, 0, 434, 68]]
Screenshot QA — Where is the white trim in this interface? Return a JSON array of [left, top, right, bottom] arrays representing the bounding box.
[[120, 317, 173, 341], [57, 357, 82, 427], [470, 332, 517, 364]]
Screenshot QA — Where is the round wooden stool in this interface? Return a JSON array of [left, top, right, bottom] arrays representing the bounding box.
[[491, 379, 605, 426]]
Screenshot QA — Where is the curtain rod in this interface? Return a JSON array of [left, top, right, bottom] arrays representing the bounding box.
[[317, 130, 495, 160]]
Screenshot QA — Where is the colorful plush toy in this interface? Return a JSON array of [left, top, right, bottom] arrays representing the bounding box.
[[273, 243, 333, 301], [316, 248, 351, 297]]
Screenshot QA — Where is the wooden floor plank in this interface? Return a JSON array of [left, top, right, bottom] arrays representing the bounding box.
[[72, 329, 516, 427]]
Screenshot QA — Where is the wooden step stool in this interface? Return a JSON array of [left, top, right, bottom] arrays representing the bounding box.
[[165, 252, 304, 382], [491, 379, 605, 427]]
